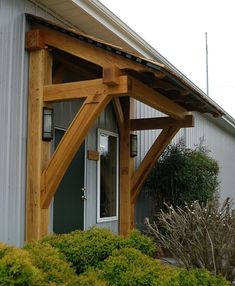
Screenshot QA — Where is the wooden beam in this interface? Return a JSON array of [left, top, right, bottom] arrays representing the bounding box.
[[119, 97, 131, 236], [43, 76, 129, 102], [41, 93, 112, 209], [112, 98, 124, 133], [26, 49, 52, 242], [31, 27, 163, 78], [130, 115, 194, 131], [129, 77, 189, 120], [131, 127, 180, 204], [103, 65, 120, 86], [25, 30, 45, 51]]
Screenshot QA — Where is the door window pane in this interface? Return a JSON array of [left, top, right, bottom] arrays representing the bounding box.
[[98, 131, 118, 220]]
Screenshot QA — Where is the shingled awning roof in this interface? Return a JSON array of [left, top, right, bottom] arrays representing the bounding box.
[[26, 14, 224, 117]]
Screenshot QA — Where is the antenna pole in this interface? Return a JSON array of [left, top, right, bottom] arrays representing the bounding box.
[[205, 32, 209, 96]]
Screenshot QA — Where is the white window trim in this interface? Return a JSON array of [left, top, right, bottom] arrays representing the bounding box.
[[97, 129, 119, 223]]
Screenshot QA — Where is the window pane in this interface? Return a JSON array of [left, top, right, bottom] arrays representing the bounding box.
[[100, 133, 117, 218]]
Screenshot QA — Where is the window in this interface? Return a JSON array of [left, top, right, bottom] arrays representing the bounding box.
[[97, 129, 119, 222]]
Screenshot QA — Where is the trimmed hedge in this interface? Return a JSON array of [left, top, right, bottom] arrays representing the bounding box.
[[80, 248, 229, 286], [41, 227, 156, 274], [24, 242, 77, 285], [0, 243, 43, 286], [0, 228, 230, 286]]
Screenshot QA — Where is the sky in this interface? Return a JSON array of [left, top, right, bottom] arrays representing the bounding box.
[[99, 0, 235, 119]]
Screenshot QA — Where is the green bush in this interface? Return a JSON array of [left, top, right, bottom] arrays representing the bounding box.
[[122, 230, 156, 257], [24, 242, 77, 285], [41, 228, 123, 274], [177, 269, 230, 286], [145, 143, 219, 210], [99, 248, 229, 286], [0, 244, 43, 286], [100, 248, 178, 286], [74, 269, 107, 286]]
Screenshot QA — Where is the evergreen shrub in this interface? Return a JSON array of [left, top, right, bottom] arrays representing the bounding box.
[[0, 244, 42, 286], [24, 242, 77, 285], [145, 143, 219, 210]]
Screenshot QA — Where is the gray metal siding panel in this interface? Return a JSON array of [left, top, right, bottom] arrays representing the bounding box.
[[0, 0, 70, 246], [0, 0, 28, 247]]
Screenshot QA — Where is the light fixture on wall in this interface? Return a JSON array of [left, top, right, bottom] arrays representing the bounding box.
[[130, 134, 138, 157], [42, 107, 54, 141]]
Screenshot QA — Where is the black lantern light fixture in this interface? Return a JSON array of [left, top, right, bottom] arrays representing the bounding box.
[[130, 134, 138, 157], [42, 107, 54, 141]]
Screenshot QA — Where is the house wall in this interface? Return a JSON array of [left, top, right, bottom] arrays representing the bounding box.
[[0, 0, 69, 247], [135, 102, 235, 229]]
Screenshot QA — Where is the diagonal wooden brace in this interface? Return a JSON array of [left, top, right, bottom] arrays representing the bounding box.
[[131, 126, 180, 204], [41, 92, 112, 209]]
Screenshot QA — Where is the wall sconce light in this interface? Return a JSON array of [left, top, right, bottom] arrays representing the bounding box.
[[130, 134, 138, 157], [42, 107, 54, 141]]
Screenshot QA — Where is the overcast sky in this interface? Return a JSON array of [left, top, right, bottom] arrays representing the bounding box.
[[99, 0, 235, 119]]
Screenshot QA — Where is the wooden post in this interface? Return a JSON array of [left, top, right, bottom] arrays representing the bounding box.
[[26, 49, 52, 241], [119, 97, 131, 236]]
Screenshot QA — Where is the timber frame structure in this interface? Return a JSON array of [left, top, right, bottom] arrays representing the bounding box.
[[25, 15, 224, 241]]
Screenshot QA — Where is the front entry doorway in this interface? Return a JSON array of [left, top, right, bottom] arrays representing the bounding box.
[[53, 128, 85, 234]]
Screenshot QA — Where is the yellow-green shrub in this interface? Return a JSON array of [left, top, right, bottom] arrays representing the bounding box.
[[74, 269, 107, 286], [0, 244, 42, 286], [24, 242, 77, 285], [41, 228, 122, 274], [123, 230, 156, 257]]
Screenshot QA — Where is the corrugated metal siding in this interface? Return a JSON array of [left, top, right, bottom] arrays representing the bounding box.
[[0, 0, 74, 247], [0, 0, 28, 247], [135, 102, 235, 229]]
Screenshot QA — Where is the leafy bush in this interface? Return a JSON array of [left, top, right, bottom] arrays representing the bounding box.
[[41, 228, 156, 274], [145, 143, 219, 209], [122, 230, 156, 257], [96, 248, 229, 286], [0, 244, 42, 286], [147, 198, 235, 281], [24, 242, 77, 285], [41, 228, 123, 274], [74, 269, 107, 286]]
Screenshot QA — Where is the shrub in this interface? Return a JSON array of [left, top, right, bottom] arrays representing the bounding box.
[[74, 269, 107, 286], [100, 248, 179, 286], [24, 242, 77, 285], [97, 248, 229, 286], [147, 198, 235, 281], [145, 143, 219, 210], [41, 227, 123, 274], [0, 244, 42, 286], [122, 230, 156, 257]]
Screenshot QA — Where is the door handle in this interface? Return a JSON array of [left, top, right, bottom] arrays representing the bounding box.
[[81, 187, 87, 200]]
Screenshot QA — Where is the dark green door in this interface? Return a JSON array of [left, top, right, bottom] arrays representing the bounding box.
[[53, 128, 85, 234]]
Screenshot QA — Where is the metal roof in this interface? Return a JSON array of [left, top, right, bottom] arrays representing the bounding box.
[[27, 14, 225, 117]]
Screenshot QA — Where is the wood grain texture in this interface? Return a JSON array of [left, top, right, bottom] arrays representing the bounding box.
[[130, 77, 189, 120], [130, 115, 194, 131], [43, 76, 129, 102], [41, 93, 112, 209], [131, 127, 180, 204], [26, 50, 52, 241], [119, 97, 131, 236]]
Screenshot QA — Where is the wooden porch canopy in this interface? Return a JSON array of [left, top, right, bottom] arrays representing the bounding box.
[[25, 14, 224, 241]]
